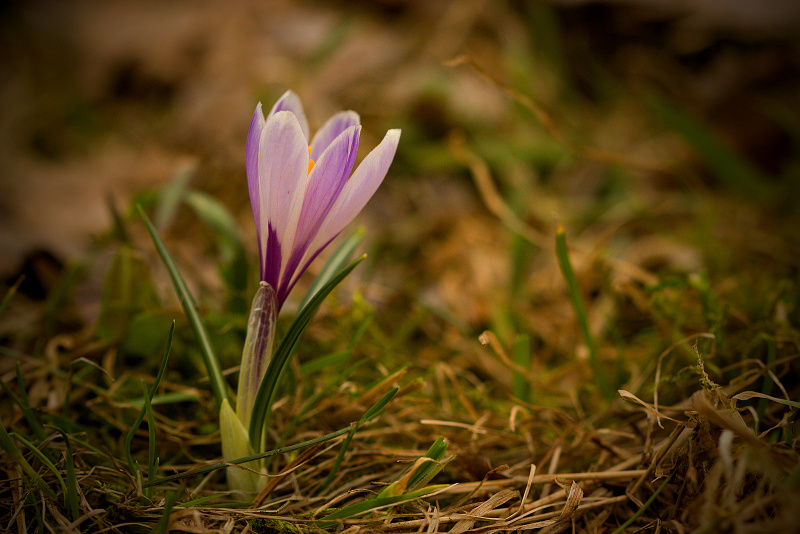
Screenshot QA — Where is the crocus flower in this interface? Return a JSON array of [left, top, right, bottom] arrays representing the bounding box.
[[221, 91, 400, 493], [246, 90, 401, 311]]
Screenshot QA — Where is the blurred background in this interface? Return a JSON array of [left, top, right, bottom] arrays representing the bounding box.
[[1, 0, 799, 350]]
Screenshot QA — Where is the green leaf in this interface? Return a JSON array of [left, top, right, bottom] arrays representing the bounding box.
[[138, 206, 227, 408], [248, 255, 366, 453], [220, 398, 262, 493]]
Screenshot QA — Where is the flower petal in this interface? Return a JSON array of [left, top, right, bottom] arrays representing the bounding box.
[[267, 90, 309, 142], [236, 282, 276, 429], [279, 125, 361, 301], [246, 103, 266, 253], [311, 129, 400, 251], [284, 129, 400, 296], [257, 110, 310, 288], [310, 110, 360, 161]]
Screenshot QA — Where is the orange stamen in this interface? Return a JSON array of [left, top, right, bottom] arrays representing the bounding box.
[[308, 146, 315, 174]]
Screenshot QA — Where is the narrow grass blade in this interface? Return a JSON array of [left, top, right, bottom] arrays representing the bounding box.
[[145, 387, 397, 489], [248, 255, 366, 453], [47, 425, 79, 521], [152, 489, 179, 534], [359, 387, 398, 422], [319, 422, 360, 492], [124, 321, 174, 476], [0, 420, 57, 499], [757, 337, 777, 429], [555, 225, 610, 398], [610, 465, 678, 534], [379, 436, 448, 498], [143, 381, 157, 499], [281, 357, 367, 444], [126, 391, 200, 408], [10, 431, 66, 499], [305, 387, 399, 489], [298, 229, 364, 311], [319, 485, 448, 523], [138, 205, 227, 408]]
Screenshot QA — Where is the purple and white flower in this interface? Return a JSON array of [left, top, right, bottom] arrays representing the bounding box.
[[223, 92, 400, 492], [246, 90, 401, 310]]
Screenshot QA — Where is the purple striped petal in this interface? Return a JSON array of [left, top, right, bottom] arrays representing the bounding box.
[[267, 90, 309, 142], [309, 129, 401, 254], [278, 125, 361, 302], [236, 282, 276, 427], [246, 104, 266, 258], [257, 110, 310, 289], [310, 111, 360, 161]]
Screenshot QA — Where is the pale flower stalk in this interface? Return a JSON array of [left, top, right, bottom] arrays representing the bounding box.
[[221, 90, 400, 492]]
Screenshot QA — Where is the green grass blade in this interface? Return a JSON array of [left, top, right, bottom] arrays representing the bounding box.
[[248, 255, 366, 453], [145, 386, 397, 489], [611, 465, 678, 534], [555, 225, 610, 398], [304, 369, 397, 489], [280, 357, 367, 444], [0, 420, 57, 499], [138, 206, 227, 408], [298, 229, 364, 311], [319, 485, 448, 523], [126, 391, 200, 409], [146, 426, 352, 488], [359, 387, 399, 422], [10, 431, 66, 499], [757, 337, 777, 429], [47, 425, 79, 521], [124, 321, 174, 476], [407, 437, 449, 490], [319, 422, 360, 492], [379, 436, 448, 498], [152, 489, 179, 534], [143, 381, 157, 499]]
